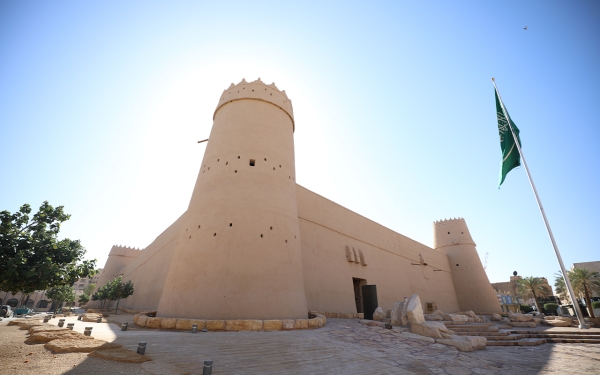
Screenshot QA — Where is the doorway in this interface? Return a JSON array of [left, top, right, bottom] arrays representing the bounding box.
[[352, 278, 367, 313]]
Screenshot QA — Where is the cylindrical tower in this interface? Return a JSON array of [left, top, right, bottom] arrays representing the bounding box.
[[433, 218, 501, 313], [157, 78, 308, 320]]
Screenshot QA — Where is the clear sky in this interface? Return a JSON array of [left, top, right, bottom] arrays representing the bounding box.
[[1, 1, 598, 289]]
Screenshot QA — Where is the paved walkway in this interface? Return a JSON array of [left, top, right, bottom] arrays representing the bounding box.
[[40, 315, 600, 374]]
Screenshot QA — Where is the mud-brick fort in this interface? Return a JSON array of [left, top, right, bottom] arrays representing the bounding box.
[[90, 78, 502, 319]]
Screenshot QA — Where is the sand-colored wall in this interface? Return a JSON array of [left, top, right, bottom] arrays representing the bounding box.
[[434, 218, 502, 313], [115, 212, 186, 311], [88, 246, 141, 307], [156, 79, 308, 320], [296, 185, 460, 314]]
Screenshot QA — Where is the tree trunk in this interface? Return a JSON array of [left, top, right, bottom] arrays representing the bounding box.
[[115, 298, 120, 314], [584, 284, 594, 318], [532, 291, 541, 314]]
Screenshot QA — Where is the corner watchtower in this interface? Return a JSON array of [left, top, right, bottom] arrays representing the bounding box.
[[433, 218, 501, 313], [157, 78, 308, 320]]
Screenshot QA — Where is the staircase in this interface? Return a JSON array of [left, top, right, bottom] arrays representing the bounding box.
[[444, 323, 600, 346]]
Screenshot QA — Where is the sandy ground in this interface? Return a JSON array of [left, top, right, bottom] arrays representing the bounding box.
[[0, 324, 183, 375]]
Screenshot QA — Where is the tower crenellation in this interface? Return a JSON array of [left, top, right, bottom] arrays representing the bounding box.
[[433, 217, 501, 313], [215, 78, 295, 130]]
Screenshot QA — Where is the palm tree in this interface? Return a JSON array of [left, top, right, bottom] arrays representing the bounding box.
[[554, 271, 570, 304], [568, 268, 600, 318], [516, 276, 551, 313]]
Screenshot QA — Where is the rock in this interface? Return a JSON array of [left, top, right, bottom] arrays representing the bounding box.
[[15, 321, 44, 330], [175, 319, 205, 331], [308, 318, 319, 328], [463, 311, 483, 323], [205, 320, 225, 331], [160, 318, 178, 330], [391, 302, 404, 326], [467, 336, 487, 350], [409, 321, 448, 339], [26, 331, 92, 344], [145, 317, 162, 329], [508, 321, 536, 327], [431, 309, 444, 315], [82, 313, 103, 323], [225, 320, 263, 331], [532, 317, 542, 324], [282, 319, 295, 330], [435, 335, 486, 352], [491, 313, 502, 321], [400, 331, 436, 343], [264, 320, 283, 330], [424, 314, 443, 321], [373, 307, 386, 321], [357, 313, 364, 319], [501, 317, 510, 323], [136, 315, 148, 327], [509, 312, 533, 322], [29, 326, 70, 334], [488, 325, 500, 332], [89, 347, 151, 363], [294, 319, 309, 329], [406, 294, 425, 324], [7, 320, 28, 326], [44, 339, 120, 353], [542, 319, 571, 327], [386, 309, 392, 318], [447, 314, 469, 322]]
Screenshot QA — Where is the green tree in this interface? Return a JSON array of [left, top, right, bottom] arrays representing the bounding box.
[[83, 283, 96, 297], [516, 276, 551, 313], [95, 284, 111, 308], [569, 268, 600, 318], [554, 271, 569, 304], [46, 285, 76, 314], [78, 293, 89, 304], [0, 202, 97, 294], [106, 276, 134, 313]]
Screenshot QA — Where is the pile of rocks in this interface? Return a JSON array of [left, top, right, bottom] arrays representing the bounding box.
[[507, 312, 538, 327], [379, 294, 487, 352]]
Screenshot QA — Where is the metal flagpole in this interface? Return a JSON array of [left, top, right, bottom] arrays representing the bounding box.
[[491, 78, 588, 329]]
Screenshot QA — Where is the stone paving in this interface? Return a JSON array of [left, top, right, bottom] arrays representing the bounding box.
[[13, 314, 600, 374]]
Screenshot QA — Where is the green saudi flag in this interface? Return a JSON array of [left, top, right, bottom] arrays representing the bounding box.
[[495, 89, 521, 186]]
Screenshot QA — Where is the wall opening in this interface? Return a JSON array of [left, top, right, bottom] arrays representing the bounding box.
[[352, 278, 367, 313], [249, 159, 255, 166]]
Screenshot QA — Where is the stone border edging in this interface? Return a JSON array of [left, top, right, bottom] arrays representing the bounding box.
[[133, 311, 327, 332]]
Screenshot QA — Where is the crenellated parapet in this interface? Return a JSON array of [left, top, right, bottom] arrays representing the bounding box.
[[108, 245, 143, 258], [433, 217, 476, 249], [214, 78, 295, 130]]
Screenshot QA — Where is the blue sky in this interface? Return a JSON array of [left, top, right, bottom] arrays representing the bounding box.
[[1, 1, 598, 289]]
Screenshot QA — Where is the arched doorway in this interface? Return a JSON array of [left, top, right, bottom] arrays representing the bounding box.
[[6, 298, 18, 307]]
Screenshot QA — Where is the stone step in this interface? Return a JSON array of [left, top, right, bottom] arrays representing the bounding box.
[[544, 338, 600, 344], [486, 339, 546, 346], [445, 325, 494, 331], [508, 330, 600, 335], [518, 334, 600, 340], [454, 331, 511, 337]]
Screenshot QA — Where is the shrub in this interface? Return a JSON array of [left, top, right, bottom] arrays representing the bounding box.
[[592, 301, 600, 309], [520, 304, 533, 313], [544, 303, 559, 311]]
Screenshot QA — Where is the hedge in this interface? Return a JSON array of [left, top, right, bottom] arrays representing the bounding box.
[[544, 303, 559, 311], [592, 301, 600, 309]]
